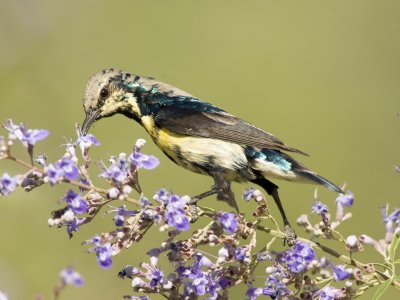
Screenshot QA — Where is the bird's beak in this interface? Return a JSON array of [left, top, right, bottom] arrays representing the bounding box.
[[81, 109, 101, 136]]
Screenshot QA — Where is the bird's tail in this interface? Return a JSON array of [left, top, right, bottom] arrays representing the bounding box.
[[297, 170, 343, 193]]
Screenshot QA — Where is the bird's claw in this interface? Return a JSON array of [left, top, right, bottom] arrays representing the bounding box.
[[283, 225, 297, 246]]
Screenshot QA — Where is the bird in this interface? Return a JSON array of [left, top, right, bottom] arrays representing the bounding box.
[[80, 68, 343, 244]]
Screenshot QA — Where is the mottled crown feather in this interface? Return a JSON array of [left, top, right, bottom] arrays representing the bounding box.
[[82, 68, 194, 113]]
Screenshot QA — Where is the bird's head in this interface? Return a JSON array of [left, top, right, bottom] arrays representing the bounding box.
[[81, 68, 144, 135]]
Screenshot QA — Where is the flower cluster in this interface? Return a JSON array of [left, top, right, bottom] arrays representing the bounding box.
[[153, 189, 190, 231], [0, 119, 399, 300]]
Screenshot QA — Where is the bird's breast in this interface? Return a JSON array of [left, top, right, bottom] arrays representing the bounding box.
[[140, 116, 252, 181]]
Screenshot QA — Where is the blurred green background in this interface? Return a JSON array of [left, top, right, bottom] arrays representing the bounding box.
[[1, 0, 399, 299]]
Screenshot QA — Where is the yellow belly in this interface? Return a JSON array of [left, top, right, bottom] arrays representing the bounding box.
[[140, 116, 250, 181]]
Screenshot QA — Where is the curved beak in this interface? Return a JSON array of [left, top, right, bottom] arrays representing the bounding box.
[[81, 109, 101, 136]]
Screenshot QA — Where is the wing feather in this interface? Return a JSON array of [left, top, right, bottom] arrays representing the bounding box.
[[154, 106, 308, 155]]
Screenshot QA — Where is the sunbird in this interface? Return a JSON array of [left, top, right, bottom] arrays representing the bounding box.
[[81, 68, 342, 243]]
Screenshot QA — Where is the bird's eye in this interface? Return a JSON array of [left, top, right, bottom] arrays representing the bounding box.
[[100, 87, 109, 99]]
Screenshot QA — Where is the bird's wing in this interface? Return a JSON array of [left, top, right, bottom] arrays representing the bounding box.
[[154, 105, 308, 155]]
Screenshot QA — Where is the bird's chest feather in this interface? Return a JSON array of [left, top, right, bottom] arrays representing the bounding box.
[[140, 116, 251, 181]]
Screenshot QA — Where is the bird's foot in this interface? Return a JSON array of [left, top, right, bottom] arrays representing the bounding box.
[[283, 225, 297, 246]]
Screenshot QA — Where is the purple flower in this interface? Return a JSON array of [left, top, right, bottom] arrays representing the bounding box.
[[234, 246, 250, 263], [317, 285, 342, 300], [66, 215, 86, 238], [56, 157, 79, 181], [64, 190, 87, 214], [192, 276, 208, 295], [3, 119, 48, 146], [195, 253, 215, 268], [20, 126, 49, 146], [100, 165, 127, 184], [110, 205, 138, 226], [332, 265, 350, 281], [153, 188, 169, 204], [263, 274, 290, 298], [84, 234, 102, 245], [139, 196, 150, 208], [76, 134, 100, 155], [0, 173, 18, 196], [147, 267, 164, 288], [312, 201, 329, 215], [165, 208, 190, 231], [246, 286, 263, 300], [336, 191, 354, 207], [285, 241, 316, 273], [335, 191, 354, 221], [129, 139, 159, 170], [165, 194, 190, 231], [387, 208, 400, 223], [219, 212, 237, 235], [257, 251, 271, 261], [95, 243, 113, 269], [60, 267, 84, 287], [129, 151, 159, 170], [243, 187, 256, 201], [45, 163, 64, 185]]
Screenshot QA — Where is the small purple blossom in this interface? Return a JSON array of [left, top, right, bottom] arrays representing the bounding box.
[[20, 126, 49, 146], [66, 215, 86, 238], [139, 195, 150, 208], [263, 274, 291, 298], [336, 191, 354, 207], [64, 190, 87, 214], [45, 163, 64, 185], [218, 212, 237, 235], [192, 276, 208, 295], [243, 187, 256, 201], [60, 267, 84, 287], [256, 251, 272, 261], [234, 246, 250, 263], [335, 191, 354, 221], [165, 195, 189, 231], [0, 173, 18, 196], [109, 205, 138, 226], [85, 234, 102, 245], [153, 188, 169, 204], [246, 286, 263, 300], [285, 241, 316, 273], [100, 164, 127, 184], [312, 201, 329, 215], [332, 265, 350, 281], [129, 150, 159, 170], [317, 285, 342, 300], [380, 205, 400, 238], [95, 243, 113, 269], [3, 119, 48, 146], [195, 253, 215, 268], [44, 158, 79, 184], [147, 267, 164, 288], [56, 157, 79, 181], [76, 133, 100, 155], [165, 207, 190, 231]]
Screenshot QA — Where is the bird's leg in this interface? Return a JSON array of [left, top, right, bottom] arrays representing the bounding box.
[[269, 188, 297, 246], [251, 177, 297, 246], [190, 188, 220, 202], [190, 173, 239, 212]]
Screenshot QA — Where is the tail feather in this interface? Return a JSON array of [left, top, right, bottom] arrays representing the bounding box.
[[298, 170, 343, 193]]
